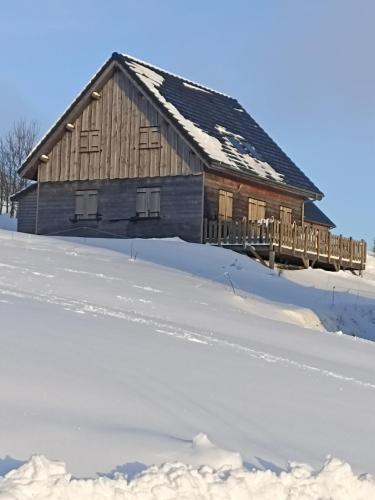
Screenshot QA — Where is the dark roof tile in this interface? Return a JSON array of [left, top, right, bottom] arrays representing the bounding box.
[[121, 54, 322, 197]]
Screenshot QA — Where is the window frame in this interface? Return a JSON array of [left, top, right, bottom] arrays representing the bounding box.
[[218, 189, 233, 221], [75, 189, 99, 221], [136, 186, 161, 218], [139, 126, 161, 149], [280, 205, 293, 224], [80, 130, 101, 153], [248, 198, 266, 222]]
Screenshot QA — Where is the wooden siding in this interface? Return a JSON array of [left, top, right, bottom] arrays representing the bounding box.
[[18, 175, 204, 242], [204, 171, 305, 224], [16, 187, 37, 234], [38, 69, 205, 183]]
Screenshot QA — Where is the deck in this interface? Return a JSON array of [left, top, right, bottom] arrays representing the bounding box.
[[203, 219, 367, 271]]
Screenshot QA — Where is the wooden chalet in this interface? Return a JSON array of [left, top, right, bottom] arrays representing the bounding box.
[[12, 53, 366, 271]]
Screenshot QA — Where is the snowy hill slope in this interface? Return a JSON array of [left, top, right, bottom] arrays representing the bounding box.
[[0, 226, 375, 497]]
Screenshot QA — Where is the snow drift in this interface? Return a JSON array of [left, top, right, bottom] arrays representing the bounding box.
[[1, 453, 374, 500], [0, 220, 375, 497]]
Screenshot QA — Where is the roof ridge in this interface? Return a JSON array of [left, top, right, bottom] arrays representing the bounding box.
[[119, 52, 236, 100]]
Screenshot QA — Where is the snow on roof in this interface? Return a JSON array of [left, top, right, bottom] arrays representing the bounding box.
[[123, 55, 323, 195], [20, 52, 323, 196], [182, 81, 211, 93], [127, 60, 230, 165], [126, 60, 284, 183]]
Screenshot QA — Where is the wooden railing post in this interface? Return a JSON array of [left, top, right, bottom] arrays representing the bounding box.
[[279, 221, 283, 254], [339, 235, 343, 268], [303, 225, 308, 257], [327, 231, 331, 263], [363, 240, 367, 269], [217, 219, 222, 246], [242, 219, 247, 249], [349, 237, 353, 268], [292, 222, 296, 255], [316, 229, 320, 261]]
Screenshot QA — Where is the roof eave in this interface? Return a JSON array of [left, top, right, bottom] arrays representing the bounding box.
[[305, 218, 336, 229], [207, 161, 323, 200]]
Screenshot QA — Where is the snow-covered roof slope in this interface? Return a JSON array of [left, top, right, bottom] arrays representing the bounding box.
[[120, 53, 323, 196]]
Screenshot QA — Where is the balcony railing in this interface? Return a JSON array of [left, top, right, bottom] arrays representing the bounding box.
[[203, 219, 367, 270]]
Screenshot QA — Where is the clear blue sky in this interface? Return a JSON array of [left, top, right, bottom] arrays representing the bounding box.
[[0, 0, 373, 243]]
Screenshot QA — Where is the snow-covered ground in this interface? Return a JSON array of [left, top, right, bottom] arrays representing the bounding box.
[[0, 219, 375, 498], [0, 212, 17, 231]]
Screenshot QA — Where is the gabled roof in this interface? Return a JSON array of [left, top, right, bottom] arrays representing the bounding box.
[[304, 201, 335, 228], [19, 52, 323, 199], [118, 53, 323, 198]]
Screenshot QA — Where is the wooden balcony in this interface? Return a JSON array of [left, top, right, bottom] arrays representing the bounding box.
[[203, 219, 367, 271]]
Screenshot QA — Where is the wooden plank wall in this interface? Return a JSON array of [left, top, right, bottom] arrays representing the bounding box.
[[204, 171, 304, 224], [38, 69, 205, 182]]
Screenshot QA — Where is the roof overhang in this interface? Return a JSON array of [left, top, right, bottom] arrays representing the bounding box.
[[207, 162, 323, 201]]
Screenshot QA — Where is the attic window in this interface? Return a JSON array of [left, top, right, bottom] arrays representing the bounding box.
[[80, 130, 101, 153], [227, 136, 262, 160], [139, 126, 161, 149]]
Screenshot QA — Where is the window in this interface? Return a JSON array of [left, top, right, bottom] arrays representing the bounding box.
[[218, 190, 233, 221], [80, 130, 101, 153], [248, 198, 266, 221], [280, 206, 292, 224], [139, 126, 161, 149], [136, 187, 160, 218], [75, 190, 98, 220]]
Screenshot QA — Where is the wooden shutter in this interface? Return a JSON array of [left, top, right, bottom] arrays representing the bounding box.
[[136, 188, 148, 217], [89, 131, 100, 152], [248, 198, 266, 221], [218, 190, 226, 219], [149, 188, 160, 216], [75, 192, 85, 216], [280, 206, 292, 224], [218, 190, 233, 220], [136, 187, 160, 217], [80, 132, 89, 153], [139, 128, 149, 149], [226, 192, 233, 220], [80, 131, 101, 153], [139, 127, 161, 149], [86, 191, 98, 216], [149, 127, 161, 148], [75, 190, 97, 219]]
